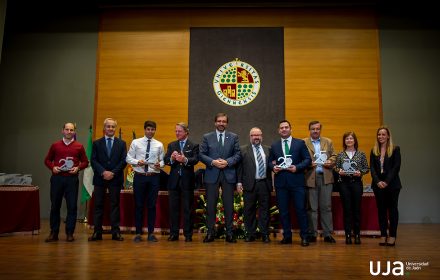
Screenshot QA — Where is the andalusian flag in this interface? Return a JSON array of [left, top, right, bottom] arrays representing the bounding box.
[[124, 130, 136, 189], [81, 125, 94, 203]]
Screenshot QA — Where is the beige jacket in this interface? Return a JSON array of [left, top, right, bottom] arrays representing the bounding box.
[[303, 137, 336, 187]]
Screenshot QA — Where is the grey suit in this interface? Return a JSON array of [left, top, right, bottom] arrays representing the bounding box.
[[199, 130, 241, 236], [237, 144, 272, 236]]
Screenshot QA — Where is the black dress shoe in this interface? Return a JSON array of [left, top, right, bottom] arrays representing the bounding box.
[[324, 236, 336, 243], [262, 235, 271, 243], [185, 236, 192, 242], [66, 234, 75, 242], [133, 234, 142, 243], [147, 234, 158, 242], [167, 235, 179, 241], [45, 232, 59, 243], [203, 234, 214, 243], [307, 236, 317, 243], [280, 237, 292, 244], [386, 237, 396, 246], [112, 233, 124, 241], [354, 234, 361, 244], [345, 234, 352, 245], [225, 235, 237, 243], [88, 232, 103, 242], [301, 238, 310, 247], [244, 236, 256, 242], [379, 237, 388, 246]]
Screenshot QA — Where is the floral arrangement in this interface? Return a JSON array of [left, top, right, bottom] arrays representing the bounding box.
[[195, 191, 279, 239]]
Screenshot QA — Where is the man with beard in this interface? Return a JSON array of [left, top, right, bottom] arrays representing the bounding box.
[[199, 113, 241, 243], [237, 127, 272, 243]]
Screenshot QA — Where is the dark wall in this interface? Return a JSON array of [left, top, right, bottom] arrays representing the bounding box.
[[0, 1, 98, 219], [378, 5, 440, 223]]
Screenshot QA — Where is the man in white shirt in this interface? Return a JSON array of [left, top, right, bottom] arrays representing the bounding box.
[[126, 120, 165, 242]]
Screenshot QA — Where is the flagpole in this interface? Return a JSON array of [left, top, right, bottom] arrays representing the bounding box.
[[79, 200, 89, 223], [80, 124, 93, 223]]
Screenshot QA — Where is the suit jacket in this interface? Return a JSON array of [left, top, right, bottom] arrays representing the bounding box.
[[91, 137, 127, 187], [237, 144, 272, 192], [164, 139, 199, 190], [370, 146, 402, 190], [268, 137, 311, 188], [199, 131, 241, 184], [303, 137, 337, 187]]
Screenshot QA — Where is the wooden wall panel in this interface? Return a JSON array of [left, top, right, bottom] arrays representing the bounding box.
[[96, 8, 381, 182]]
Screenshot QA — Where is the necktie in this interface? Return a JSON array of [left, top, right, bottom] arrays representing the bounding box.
[[145, 139, 151, 172], [218, 133, 223, 146], [284, 139, 290, 155], [106, 138, 112, 157], [178, 141, 185, 176], [255, 145, 265, 178]]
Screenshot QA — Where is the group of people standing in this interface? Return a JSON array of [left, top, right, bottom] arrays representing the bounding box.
[[43, 114, 402, 247]]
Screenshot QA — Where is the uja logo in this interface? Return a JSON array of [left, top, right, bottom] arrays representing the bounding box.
[[370, 261, 404, 276], [213, 58, 260, 106]]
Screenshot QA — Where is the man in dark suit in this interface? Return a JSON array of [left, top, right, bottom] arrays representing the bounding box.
[[268, 120, 311, 246], [89, 118, 127, 241], [164, 122, 199, 242], [237, 127, 272, 243], [199, 112, 241, 243]]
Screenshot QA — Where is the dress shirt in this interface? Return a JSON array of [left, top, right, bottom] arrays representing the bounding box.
[[105, 136, 114, 154], [126, 136, 165, 173], [179, 139, 186, 151], [253, 144, 267, 179], [311, 138, 323, 173], [281, 136, 292, 156], [170, 138, 189, 165], [62, 137, 74, 146], [216, 130, 225, 146]]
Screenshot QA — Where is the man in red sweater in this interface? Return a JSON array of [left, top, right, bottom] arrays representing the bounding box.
[[44, 122, 88, 242]]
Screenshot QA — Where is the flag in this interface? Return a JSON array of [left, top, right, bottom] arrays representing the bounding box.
[[124, 130, 136, 189], [81, 125, 94, 203]]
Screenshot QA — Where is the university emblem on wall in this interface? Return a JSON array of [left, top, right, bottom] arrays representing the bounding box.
[[213, 58, 261, 106]]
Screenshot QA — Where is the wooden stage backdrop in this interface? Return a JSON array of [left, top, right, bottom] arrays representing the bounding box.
[[94, 8, 381, 183]]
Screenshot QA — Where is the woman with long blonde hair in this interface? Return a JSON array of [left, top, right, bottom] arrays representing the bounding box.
[[370, 126, 402, 246]]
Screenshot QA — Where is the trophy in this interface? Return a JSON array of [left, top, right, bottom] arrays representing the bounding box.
[[314, 151, 328, 165], [277, 155, 293, 169], [342, 159, 357, 175], [146, 149, 160, 171], [59, 157, 74, 172]]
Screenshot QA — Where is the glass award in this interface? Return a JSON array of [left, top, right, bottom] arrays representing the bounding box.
[[277, 155, 292, 169], [314, 151, 327, 165], [342, 159, 357, 174], [147, 150, 160, 170], [59, 157, 74, 172]]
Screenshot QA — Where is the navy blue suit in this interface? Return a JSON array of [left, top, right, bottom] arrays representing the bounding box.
[[268, 137, 311, 239], [200, 131, 241, 184], [199, 131, 241, 236], [91, 137, 127, 234]]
